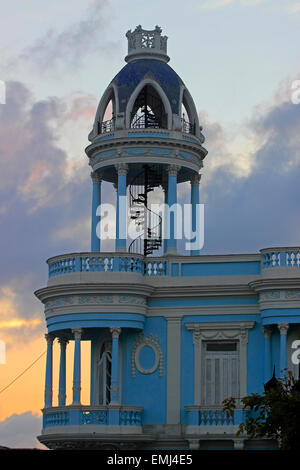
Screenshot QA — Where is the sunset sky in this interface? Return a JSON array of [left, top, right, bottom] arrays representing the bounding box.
[[0, 0, 299, 448]]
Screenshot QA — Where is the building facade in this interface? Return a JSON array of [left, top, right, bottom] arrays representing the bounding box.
[[35, 26, 300, 450]]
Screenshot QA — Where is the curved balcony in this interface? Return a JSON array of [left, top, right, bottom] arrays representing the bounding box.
[[39, 405, 148, 449], [261, 247, 300, 270], [42, 405, 143, 431], [47, 252, 168, 279]]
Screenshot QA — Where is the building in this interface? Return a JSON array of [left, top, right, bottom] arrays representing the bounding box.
[[35, 26, 300, 450]]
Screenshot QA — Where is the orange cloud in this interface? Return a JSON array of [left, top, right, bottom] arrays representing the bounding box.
[[0, 318, 41, 329]]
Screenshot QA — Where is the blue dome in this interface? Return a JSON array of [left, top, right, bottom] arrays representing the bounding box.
[[111, 59, 183, 115]]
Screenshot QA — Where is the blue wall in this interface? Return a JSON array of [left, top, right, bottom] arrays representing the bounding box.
[[121, 317, 167, 424]]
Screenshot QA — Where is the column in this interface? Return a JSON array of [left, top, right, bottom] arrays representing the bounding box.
[[115, 164, 128, 252], [263, 327, 272, 383], [72, 328, 82, 404], [278, 323, 289, 377], [166, 318, 181, 424], [166, 165, 180, 254], [190, 173, 201, 256], [162, 183, 168, 255], [91, 171, 102, 252], [58, 337, 68, 407], [110, 327, 121, 404], [44, 334, 54, 408]]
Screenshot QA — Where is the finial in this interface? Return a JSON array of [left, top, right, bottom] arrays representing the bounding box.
[[125, 25, 170, 64]]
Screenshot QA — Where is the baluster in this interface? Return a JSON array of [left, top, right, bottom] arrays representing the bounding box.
[[297, 252, 300, 266], [291, 252, 295, 266]]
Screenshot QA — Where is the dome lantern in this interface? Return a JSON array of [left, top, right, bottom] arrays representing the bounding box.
[[125, 25, 170, 63]]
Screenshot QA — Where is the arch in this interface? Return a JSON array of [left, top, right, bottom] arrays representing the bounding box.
[[179, 85, 201, 137], [126, 78, 172, 130], [97, 339, 112, 405], [92, 331, 122, 405], [92, 83, 119, 136]]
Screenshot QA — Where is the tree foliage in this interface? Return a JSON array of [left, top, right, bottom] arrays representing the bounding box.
[[222, 372, 300, 450]]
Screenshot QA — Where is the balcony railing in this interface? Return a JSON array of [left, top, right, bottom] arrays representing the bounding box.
[[181, 118, 195, 135], [47, 247, 300, 281], [261, 248, 300, 269], [48, 253, 168, 279], [185, 406, 245, 427], [43, 405, 143, 429], [98, 117, 115, 134]]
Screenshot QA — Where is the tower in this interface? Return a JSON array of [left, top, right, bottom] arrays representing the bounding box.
[[87, 24, 207, 257]]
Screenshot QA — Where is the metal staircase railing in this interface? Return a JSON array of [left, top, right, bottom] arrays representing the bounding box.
[[128, 165, 162, 256]]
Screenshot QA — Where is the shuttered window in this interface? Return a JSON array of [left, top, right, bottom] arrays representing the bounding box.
[[202, 341, 239, 406]]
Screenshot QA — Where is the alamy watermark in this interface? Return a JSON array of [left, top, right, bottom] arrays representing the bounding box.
[[0, 80, 6, 105], [95, 200, 205, 251], [291, 340, 300, 365]]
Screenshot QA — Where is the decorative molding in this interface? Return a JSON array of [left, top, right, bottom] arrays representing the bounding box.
[[110, 327, 121, 339], [278, 323, 289, 335], [58, 337, 69, 347], [185, 321, 255, 345], [45, 294, 146, 311], [115, 163, 128, 175], [190, 173, 201, 186], [131, 334, 163, 378], [260, 291, 280, 301], [285, 290, 300, 299], [45, 333, 55, 344], [72, 328, 83, 339], [167, 164, 180, 177], [262, 326, 272, 339], [185, 321, 255, 405], [90, 171, 102, 184]]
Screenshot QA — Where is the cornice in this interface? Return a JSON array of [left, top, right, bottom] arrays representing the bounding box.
[[249, 278, 300, 292], [35, 282, 154, 303], [148, 305, 259, 317], [149, 284, 257, 298], [85, 134, 207, 160]]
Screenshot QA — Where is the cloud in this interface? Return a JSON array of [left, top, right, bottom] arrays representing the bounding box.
[[196, 79, 300, 254], [200, 0, 268, 8], [4, 0, 116, 75], [0, 81, 96, 335], [0, 412, 44, 448]]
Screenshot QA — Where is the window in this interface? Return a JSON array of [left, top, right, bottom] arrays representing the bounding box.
[[98, 341, 112, 405], [202, 341, 239, 406]]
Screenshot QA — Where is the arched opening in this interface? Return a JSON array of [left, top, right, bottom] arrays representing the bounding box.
[[181, 90, 196, 135], [98, 340, 112, 405], [97, 91, 116, 134], [130, 85, 167, 130]]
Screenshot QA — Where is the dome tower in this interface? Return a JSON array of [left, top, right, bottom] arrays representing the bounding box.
[[86, 25, 207, 256]]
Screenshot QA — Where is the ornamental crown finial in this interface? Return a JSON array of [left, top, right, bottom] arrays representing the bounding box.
[[125, 25, 169, 64]]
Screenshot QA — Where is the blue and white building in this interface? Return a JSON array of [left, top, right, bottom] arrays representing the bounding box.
[[35, 26, 300, 450]]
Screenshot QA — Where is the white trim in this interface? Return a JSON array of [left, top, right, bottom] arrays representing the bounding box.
[[91, 83, 119, 138]]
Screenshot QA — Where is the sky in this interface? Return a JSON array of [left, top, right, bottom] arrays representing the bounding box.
[[0, 0, 299, 448]]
